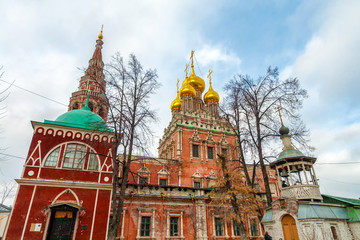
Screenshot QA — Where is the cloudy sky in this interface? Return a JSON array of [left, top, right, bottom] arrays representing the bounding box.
[[1, 0, 360, 204]]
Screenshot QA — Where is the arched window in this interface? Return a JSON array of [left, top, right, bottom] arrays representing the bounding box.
[[44, 143, 99, 170], [88, 150, 98, 170], [63, 144, 86, 169], [44, 147, 61, 167]]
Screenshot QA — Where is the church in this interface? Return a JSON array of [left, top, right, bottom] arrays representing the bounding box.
[[3, 30, 277, 240], [5, 29, 359, 240]]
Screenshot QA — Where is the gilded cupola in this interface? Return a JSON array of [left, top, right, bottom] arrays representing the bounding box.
[[179, 63, 196, 98], [170, 79, 182, 111], [204, 69, 220, 103], [187, 50, 205, 93]]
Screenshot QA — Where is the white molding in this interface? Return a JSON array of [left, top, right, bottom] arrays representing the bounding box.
[[20, 185, 37, 240]]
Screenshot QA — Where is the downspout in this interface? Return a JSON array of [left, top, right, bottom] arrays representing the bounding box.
[[126, 193, 134, 240], [206, 197, 213, 240], [161, 195, 165, 240]]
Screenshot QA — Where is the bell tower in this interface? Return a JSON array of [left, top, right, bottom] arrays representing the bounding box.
[[68, 27, 108, 121]]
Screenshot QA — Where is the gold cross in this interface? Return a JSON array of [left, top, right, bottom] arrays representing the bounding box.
[[176, 79, 180, 91], [207, 69, 213, 84], [190, 50, 195, 62], [275, 106, 284, 126], [184, 63, 189, 78]]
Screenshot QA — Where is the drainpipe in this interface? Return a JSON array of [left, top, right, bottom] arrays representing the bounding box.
[[126, 193, 134, 240], [161, 194, 165, 240], [206, 197, 213, 240]]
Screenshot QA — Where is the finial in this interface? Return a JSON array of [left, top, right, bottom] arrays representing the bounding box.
[[185, 63, 189, 78], [207, 69, 213, 85], [190, 50, 195, 65], [176, 78, 180, 91], [276, 106, 284, 126], [85, 90, 91, 108], [98, 25, 104, 40]]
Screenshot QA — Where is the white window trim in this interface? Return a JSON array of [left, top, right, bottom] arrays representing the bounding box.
[[212, 215, 228, 238], [136, 209, 156, 240], [166, 210, 184, 239]]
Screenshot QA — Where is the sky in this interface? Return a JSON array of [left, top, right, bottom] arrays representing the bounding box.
[[0, 0, 360, 205]]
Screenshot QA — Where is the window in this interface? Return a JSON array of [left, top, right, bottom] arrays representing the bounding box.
[[221, 148, 227, 155], [194, 181, 201, 189], [193, 144, 199, 158], [215, 218, 224, 236], [88, 151, 98, 170], [159, 179, 167, 186], [207, 146, 214, 159], [139, 177, 148, 185], [233, 221, 241, 236], [331, 226, 338, 240], [63, 144, 86, 169], [250, 220, 259, 236], [44, 147, 60, 167], [140, 216, 151, 236], [170, 217, 179, 236]]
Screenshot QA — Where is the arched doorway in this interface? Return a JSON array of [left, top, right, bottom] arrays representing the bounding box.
[[281, 215, 299, 240], [46, 204, 78, 240]]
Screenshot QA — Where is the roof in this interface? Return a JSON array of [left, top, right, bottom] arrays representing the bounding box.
[[298, 204, 349, 220], [278, 148, 305, 160], [0, 204, 12, 212], [261, 209, 273, 223], [44, 106, 112, 132], [322, 194, 360, 207]]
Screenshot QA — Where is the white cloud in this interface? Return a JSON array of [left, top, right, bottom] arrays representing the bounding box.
[[282, 0, 360, 198]]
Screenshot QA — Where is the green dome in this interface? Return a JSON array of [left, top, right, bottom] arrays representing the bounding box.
[[45, 106, 111, 132], [278, 148, 305, 160]]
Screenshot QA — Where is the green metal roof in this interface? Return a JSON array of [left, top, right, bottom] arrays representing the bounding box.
[[44, 106, 112, 132], [278, 148, 305, 160], [347, 207, 360, 222], [322, 194, 360, 207], [261, 209, 273, 223], [298, 204, 349, 220], [0, 204, 11, 212]]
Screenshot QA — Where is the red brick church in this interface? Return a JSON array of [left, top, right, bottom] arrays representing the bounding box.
[[4, 31, 278, 239]]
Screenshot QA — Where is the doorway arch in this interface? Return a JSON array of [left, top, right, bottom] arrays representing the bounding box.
[[46, 204, 78, 240], [281, 214, 299, 240]]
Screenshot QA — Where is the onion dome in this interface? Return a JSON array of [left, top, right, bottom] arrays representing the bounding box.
[[180, 78, 196, 98], [187, 50, 205, 92], [44, 91, 111, 132], [171, 91, 182, 110], [171, 79, 182, 110], [204, 77, 220, 103]]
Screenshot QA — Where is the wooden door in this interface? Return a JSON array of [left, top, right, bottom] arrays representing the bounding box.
[[281, 215, 299, 240], [46, 205, 77, 240]]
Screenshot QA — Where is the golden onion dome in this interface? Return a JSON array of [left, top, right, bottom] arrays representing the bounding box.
[[204, 70, 220, 103], [188, 64, 205, 93], [180, 78, 196, 98], [171, 91, 182, 110]]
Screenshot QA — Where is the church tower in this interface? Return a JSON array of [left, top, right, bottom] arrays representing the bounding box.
[[4, 30, 114, 240], [68, 27, 108, 121]]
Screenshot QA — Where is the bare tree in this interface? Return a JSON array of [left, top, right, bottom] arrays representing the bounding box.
[[104, 53, 159, 239], [222, 67, 309, 206], [1, 180, 16, 205]]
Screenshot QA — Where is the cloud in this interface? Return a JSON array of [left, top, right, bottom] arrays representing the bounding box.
[[282, 0, 360, 198]]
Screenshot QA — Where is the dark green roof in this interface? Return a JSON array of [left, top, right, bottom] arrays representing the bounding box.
[[278, 148, 305, 160], [44, 106, 112, 132], [298, 204, 349, 220], [322, 194, 360, 207]]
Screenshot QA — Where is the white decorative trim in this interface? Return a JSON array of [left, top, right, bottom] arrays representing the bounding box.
[[90, 189, 99, 239], [51, 188, 81, 206], [21, 185, 37, 240]]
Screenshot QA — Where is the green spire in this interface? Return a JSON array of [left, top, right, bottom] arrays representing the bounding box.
[[82, 90, 91, 111]]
